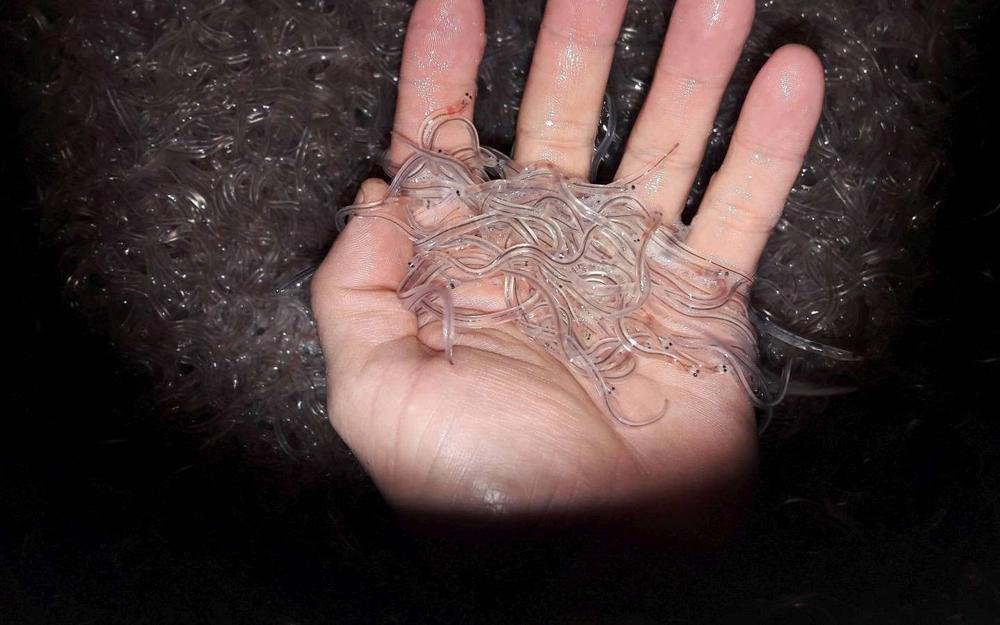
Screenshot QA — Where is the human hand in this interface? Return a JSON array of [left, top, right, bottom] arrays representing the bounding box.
[[312, 0, 823, 538]]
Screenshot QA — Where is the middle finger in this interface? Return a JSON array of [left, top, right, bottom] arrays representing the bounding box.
[[514, 0, 629, 178]]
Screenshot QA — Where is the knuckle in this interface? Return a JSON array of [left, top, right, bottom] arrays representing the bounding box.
[[628, 139, 703, 174], [518, 116, 595, 148], [540, 19, 618, 49], [701, 195, 781, 235], [310, 254, 349, 316], [653, 68, 728, 93], [515, 124, 594, 174], [730, 134, 806, 168]]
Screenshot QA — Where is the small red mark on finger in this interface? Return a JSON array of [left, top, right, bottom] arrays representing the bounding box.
[[444, 99, 468, 115]]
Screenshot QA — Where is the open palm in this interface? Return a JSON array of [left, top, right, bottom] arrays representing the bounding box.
[[312, 0, 823, 536]]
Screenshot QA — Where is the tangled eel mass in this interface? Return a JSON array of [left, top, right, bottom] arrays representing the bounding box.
[[336, 107, 785, 426]]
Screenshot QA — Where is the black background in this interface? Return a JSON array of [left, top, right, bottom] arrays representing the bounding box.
[[3, 3, 999, 624]]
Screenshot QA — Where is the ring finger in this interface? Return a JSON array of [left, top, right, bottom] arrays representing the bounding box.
[[615, 0, 755, 223]]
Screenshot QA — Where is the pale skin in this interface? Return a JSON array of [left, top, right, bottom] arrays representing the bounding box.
[[312, 0, 824, 539]]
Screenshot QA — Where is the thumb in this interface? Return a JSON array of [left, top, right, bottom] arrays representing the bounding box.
[[315, 178, 408, 291], [311, 178, 418, 375]]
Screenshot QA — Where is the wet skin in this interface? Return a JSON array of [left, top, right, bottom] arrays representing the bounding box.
[[312, 0, 824, 542]]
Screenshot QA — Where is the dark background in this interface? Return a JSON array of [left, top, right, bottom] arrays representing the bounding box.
[[3, 4, 999, 625]]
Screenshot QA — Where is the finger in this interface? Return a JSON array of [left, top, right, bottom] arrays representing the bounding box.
[[685, 44, 825, 276], [514, 0, 629, 178], [616, 0, 754, 222], [311, 180, 417, 373], [389, 0, 487, 164]]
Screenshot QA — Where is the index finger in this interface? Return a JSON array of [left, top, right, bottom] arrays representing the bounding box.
[[389, 0, 487, 165]]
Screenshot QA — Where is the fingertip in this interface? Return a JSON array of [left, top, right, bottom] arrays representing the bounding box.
[[662, 0, 755, 80], [357, 178, 390, 205], [756, 44, 825, 117], [734, 44, 825, 162]]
